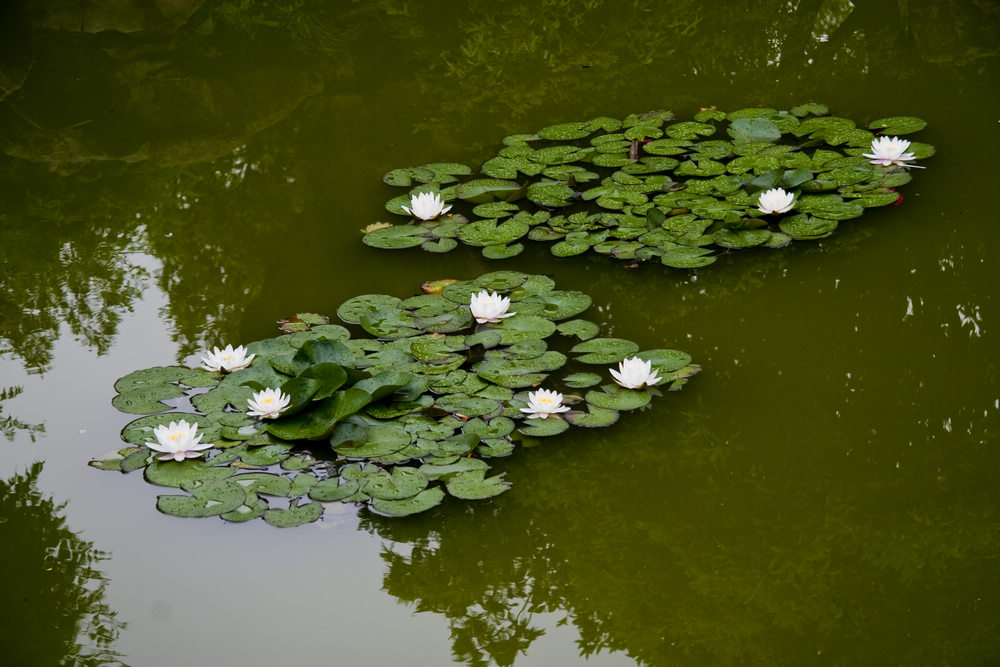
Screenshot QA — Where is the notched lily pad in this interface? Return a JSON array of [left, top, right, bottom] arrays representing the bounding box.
[[445, 470, 511, 500], [370, 487, 446, 516]]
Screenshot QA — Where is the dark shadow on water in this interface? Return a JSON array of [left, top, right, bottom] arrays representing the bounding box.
[[0, 463, 125, 666]]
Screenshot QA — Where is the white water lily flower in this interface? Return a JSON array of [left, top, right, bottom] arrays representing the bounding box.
[[148, 420, 210, 462], [247, 387, 291, 420], [757, 187, 795, 215], [469, 290, 516, 324], [863, 136, 918, 167], [200, 344, 255, 373], [610, 356, 662, 389], [520, 388, 571, 419], [402, 191, 452, 220]]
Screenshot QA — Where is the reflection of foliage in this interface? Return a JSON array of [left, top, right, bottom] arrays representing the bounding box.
[[0, 463, 125, 666], [363, 404, 1000, 665], [0, 163, 148, 372], [0, 385, 44, 441], [381, 538, 545, 667]]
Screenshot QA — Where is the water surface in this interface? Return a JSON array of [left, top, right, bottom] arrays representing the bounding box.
[[1, 1, 998, 664]]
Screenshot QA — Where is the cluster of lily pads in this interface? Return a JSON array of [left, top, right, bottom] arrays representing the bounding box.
[[92, 272, 699, 524], [363, 105, 932, 267]]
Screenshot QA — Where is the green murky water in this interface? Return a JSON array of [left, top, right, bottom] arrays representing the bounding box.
[[1, 1, 998, 664]]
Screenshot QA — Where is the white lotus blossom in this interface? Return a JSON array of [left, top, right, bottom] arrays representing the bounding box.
[[469, 290, 515, 324], [200, 344, 255, 373], [402, 191, 451, 220], [757, 187, 795, 215], [610, 356, 662, 389], [247, 387, 291, 419], [520, 388, 571, 419], [863, 136, 919, 167], [148, 420, 210, 462]]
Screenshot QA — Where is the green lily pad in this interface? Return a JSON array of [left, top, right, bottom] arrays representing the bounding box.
[[458, 217, 531, 247], [445, 470, 511, 500], [363, 225, 428, 249], [636, 349, 693, 372], [333, 423, 411, 457], [263, 499, 324, 527], [779, 213, 839, 239], [586, 385, 652, 410], [435, 394, 503, 417], [362, 467, 428, 500], [868, 116, 927, 135], [482, 243, 525, 259], [383, 166, 435, 186], [562, 372, 604, 388], [418, 458, 490, 480], [494, 314, 557, 344], [221, 493, 269, 523], [520, 290, 592, 320], [337, 294, 402, 325], [728, 117, 781, 143], [519, 416, 570, 437], [370, 487, 446, 516], [472, 201, 519, 218], [308, 478, 362, 502], [557, 319, 600, 340], [790, 103, 829, 117], [114, 366, 217, 392], [564, 405, 619, 427], [537, 121, 592, 140], [112, 384, 185, 414], [571, 338, 640, 364], [230, 472, 291, 497], [661, 247, 717, 269], [713, 228, 772, 248], [239, 444, 293, 466], [157, 480, 245, 518]]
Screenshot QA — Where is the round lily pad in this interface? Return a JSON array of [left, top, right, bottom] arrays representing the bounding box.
[[263, 500, 324, 527], [570, 338, 640, 364], [363, 225, 429, 249], [868, 116, 926, 135], [586, 385, 652, 411], [370, 487, 446, 516], [445, 470, 511, 500], [492, 314, 557, 344], [363, 467, 428, 500], [519, 416, 570, 437], [156, 480, 245, 518], [337, 294, 403, 324]]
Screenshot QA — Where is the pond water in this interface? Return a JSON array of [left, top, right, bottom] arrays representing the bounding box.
[[1, 1, 998, 664]]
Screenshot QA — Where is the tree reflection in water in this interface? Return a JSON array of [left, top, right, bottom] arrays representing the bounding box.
[[361, 404, 999, 665], [0, 463, 125, 666]]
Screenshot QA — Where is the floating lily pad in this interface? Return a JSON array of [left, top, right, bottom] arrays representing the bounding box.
[[221, 493, 269, 523], [445, 470, 511, 500], [519, 416, 570, 437], [363, 467, 428, 500], [112, 384, 185, 414], [263, 499, 324, 527], [564, 405, 619, 427], [370, 487, 446, 516], [586, 385, 652, 410], [562, 372, 603, 388], [493, 314, 557, 344], [868, 116, 927, 135], [557, 319, 600, 340], [571, 338, 640, 364], [157, 480, 245, 518]]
